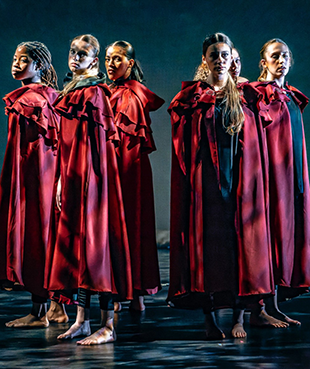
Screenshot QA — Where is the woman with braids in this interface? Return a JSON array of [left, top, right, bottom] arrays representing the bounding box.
[[0, 41, 68, 327], [250, 39, 310, 326], [105, 41, 163, 312], [168, 33, 274, 339], [45, 34, 132, 345]]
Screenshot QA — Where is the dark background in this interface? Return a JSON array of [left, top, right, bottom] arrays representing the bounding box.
[[0, 0, 309, 231]]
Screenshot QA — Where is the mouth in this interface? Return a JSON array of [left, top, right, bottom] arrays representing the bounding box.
[[12, 69, 21, 74], [107, 68, 116, 74], [70, 63, 79, 69]]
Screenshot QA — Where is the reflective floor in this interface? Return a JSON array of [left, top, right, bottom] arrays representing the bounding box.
[[0, 248, 309, 368]]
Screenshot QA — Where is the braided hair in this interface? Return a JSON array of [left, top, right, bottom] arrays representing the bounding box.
[[17, 41, 58, 89]]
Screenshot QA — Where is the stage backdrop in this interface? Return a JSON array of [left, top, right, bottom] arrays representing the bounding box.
[[0, 0, 309, 233]]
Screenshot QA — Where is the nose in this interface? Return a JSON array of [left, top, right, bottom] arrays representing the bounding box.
[[279, 55, 285, 63]]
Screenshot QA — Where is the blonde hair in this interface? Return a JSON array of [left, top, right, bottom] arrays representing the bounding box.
[[61, 34, 101, 96], [258, 38, 293, 81], [197, 33, 244, 135]]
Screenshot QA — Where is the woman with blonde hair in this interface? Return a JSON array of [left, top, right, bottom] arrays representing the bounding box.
[[168, 32, 273, 339], [45, 34, 132, 345]]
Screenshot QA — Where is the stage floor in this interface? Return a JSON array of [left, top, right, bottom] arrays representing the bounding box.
[[0, 248, 309, 368]]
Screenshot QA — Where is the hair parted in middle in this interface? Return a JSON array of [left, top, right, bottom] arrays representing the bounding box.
[[194, 32, 244, 135], [106, 40, 144, 83], [258, 38, 293, 81], [61, 34, 104, 96]]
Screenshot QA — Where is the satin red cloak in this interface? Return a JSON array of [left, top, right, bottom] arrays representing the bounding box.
[[251, 81, 310, 290], [44, 83, 132, 301], [168, 81, 274, 309], [109, 79, 164, 295], [0, 84, 59, 298]]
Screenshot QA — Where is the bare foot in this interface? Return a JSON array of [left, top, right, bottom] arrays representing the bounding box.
[[281, 315, 301, 326], [232, 323, 247, 338], [5, 314, 49, 328], [130, 296, 145, 312], [57, 321, 91, 340], [205, 312, 225, 340], [47, 301, 69, 323], [77, 321, 116, 345], [250, 309, 289, 328], [114, 302, 122, 312]]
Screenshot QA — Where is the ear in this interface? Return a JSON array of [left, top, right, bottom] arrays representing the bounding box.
[[128, 59, 135, 68], [89, 57, 99, 69], [260, 59, 267, 69], [202, 55, 206, 64]]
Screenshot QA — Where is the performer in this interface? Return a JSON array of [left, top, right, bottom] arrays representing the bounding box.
[[0, 41, 67, 327], [251, 38, 310, 325], [168, 33, 274, 339], [105, 40, 163, 311], [45, 34, 132, 345], [229, 48, 248, 83]]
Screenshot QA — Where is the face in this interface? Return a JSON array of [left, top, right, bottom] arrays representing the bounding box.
[[261, 42, 291, 81], [68, 39, 98, 75], [202, 42, 232, 80], [11, 46, 40, 84], [229, 48, 241, 79], [105, 46, 134, 81]]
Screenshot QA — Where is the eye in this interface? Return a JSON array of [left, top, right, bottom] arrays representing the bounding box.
[[222, 52, 229, 58], [21, 57, 29, 62], [69, 49, 75, 55]]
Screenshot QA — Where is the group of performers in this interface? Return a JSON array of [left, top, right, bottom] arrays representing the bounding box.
[[0, 31, 309, 345]]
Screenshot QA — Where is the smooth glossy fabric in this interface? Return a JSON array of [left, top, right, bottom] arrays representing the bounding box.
[[252, 81, 310, 291], [168, 81, 274, 309], [0, 84, 59, 298], [109, 80, 164, 295], [45, 83, 132, 301]]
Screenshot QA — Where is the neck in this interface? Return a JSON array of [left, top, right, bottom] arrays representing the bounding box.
[[207, 74, 228, 91], [266, 73, 285, 88], [21, 76, 42, 86]]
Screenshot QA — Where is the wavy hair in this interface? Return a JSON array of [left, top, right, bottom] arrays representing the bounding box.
[[195, 33, 244, 135]]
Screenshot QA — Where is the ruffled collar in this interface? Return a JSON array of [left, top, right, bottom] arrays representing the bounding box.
[[63, 71, 106, 91]]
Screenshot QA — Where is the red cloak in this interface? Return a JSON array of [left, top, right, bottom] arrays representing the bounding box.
[[44, 83, 132, 301], [109, 79, 164, 295], [168, 81, 274, 309], [251, 81, 310, 290], [0, 84, 59, 298]]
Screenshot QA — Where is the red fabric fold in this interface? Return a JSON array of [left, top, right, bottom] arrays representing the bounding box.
[[0, 84, 60, 298], [109, 80, 163, 295], [45, 83, 132, 301], [251, 81, 310, 290], [168, 81, 274, 309], [109, 80, 164, 153]]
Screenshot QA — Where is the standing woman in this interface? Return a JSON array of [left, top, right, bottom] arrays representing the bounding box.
[[251, 39, 310, 325], [229, 48, 248, 84], [0, 41, 65, 327], [105, 41, 163, 311], [168, 33, 274, 339], [45, 34, 132, 345]]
